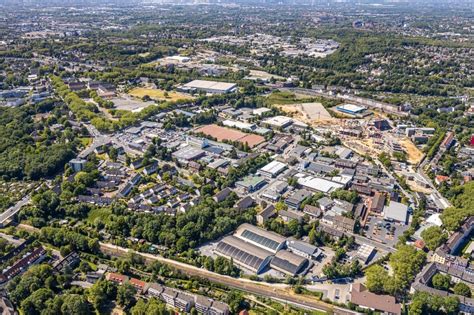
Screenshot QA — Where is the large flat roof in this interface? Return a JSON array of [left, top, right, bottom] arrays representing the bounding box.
[[259, 160, 287, 175], [215, 236, 272, 272], [172, 145, 205, 160], [297, 175, 344, 193], [235, 223, 286, 253], [337, 103, 366, 113], [236, 175, 267, 188], [263, 115, 293, 127], [183, 80, 236, 92], [383, 201, 408, 223]]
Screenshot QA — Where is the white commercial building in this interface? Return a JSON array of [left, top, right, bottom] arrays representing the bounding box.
[[296, 174, 344, 194], [258, 160, 287, 178], [179, 80, 237, 94], [262, 116, 293, 129]]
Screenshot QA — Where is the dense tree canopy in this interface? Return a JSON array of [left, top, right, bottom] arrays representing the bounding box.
[[0, 106, 76, 180], [421, 226, 447, 251]]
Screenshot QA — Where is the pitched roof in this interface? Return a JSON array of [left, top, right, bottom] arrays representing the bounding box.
[[350, 283, 401, 315]]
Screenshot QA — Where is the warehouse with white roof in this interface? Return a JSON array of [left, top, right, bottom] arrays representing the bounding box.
[[179, 80, 237, 94], [258, 160, 287, 178], [336, 104, 367, 116], [262, 116, 293, 129], [297, 175, 344, 194]]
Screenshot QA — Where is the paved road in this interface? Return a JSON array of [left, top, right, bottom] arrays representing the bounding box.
[[415, 148, 451, 209], [78, 124, 111, 159], [346, 230, 395, 253], [0, 195, 31, 227], [0, 232, 24, 246], [99, 242, 339, 313]]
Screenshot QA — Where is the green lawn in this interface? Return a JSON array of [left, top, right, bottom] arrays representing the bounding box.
[[266, 91, 304, 105], [87, 207, 112, 224], [79, 137, 93, 147]]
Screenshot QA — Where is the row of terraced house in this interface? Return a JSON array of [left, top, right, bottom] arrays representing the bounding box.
[[106, 272, 229, 314]]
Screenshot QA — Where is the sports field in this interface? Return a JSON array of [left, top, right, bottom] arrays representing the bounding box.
[[129, 87, 194, 102], [196, 124, 265, 148]]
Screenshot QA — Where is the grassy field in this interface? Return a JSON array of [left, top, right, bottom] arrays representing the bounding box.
[[129, 87, 193, 102], [87, 207, 112, 224], [266, 91, 312, 105], [79, 137, 93, 147]]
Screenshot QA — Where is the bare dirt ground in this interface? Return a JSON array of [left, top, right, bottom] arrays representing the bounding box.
[[277, 102, 335, 125], [406, 180, 433, 193], [399, 137, 424, 165], [343, 138, 383, 158]]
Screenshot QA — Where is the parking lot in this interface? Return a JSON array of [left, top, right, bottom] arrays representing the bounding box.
[[111, 96, 155, 112], [305, 246, 335, 279], [363, 216, 409, 248]]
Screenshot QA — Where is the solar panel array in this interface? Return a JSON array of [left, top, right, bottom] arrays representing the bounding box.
[[270, 256, 309, 276], [215, 240, 265, 271], [241, 229, 280, 251]]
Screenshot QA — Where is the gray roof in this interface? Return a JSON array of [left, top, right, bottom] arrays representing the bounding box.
[[258, 205, 276, 219], [172, 146, 205, 160], [210, 300, 230, 313], [307, 162, 336, 174], [235, 223, 286, 252], [383, 201, 408, 223], [270, 250, 309, 276], [287, 238, 321, 256], [215, 236, 272, 272], [318, 197, 333, 208], [286, 189, 312, 205], [279, 209, 304, 221]]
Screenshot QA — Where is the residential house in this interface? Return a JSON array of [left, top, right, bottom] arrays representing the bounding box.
[[256, 205, 276, 225], [213, 188, 232, 203]]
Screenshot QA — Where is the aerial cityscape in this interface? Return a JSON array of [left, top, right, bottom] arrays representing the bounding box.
[[0, 0, 472, 314]]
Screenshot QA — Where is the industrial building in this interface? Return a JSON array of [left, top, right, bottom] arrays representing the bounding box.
[[285, 189, 312, 209], [214, 236, 273, 274], [234, 223, 286, 253], [178, 80, 237, 94], [258, 160, 287, 178], [383, 201, 409, 224], [286, 238, 322, 260], [270, 250, 310, 276], [235, 175, 267, 192], [296, 175, 344, 194], [172, 146, 206, 162], [262, 116, 293, 129], [336, 104, 367, 116]]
